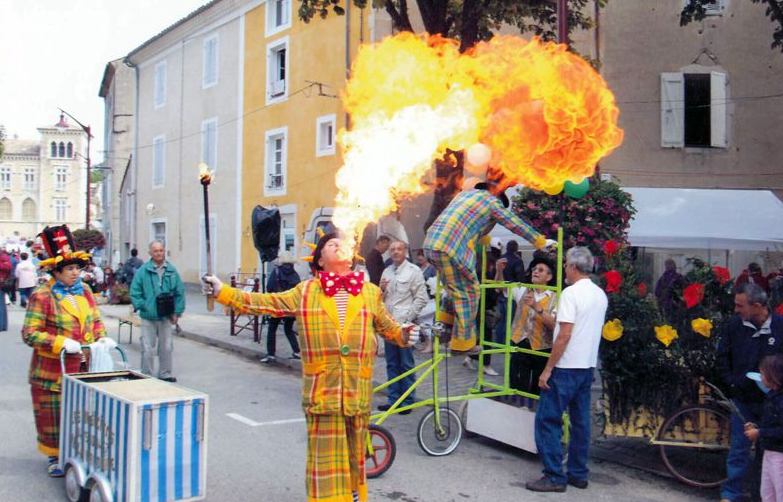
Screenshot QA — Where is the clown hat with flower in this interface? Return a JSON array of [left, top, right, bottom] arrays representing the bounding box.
[[37, 225, 92, 271]]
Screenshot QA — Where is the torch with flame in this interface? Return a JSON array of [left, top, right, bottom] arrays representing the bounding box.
[[332, 33, 624, 259], [199, 163, 215, 311]]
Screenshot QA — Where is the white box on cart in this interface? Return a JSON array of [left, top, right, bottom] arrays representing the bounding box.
[[59, 370, 208, 502]]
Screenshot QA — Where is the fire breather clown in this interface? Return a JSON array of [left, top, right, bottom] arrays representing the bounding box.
[[203, 232, 418, 502], [423, 176, 556, 354], [22, 225, 116, 477]]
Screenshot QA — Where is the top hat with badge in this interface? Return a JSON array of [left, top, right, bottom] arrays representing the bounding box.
[[37, 225, 92, 271]]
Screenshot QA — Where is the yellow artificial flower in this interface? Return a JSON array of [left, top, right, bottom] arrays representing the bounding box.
[[602, 319, 624, 341], [691, 318, 713, 338], [655, 325, 678, 347]]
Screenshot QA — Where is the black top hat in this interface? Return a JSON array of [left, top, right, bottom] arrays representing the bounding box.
[[527, 253, 557, 287], [37, 225, 91, 271]]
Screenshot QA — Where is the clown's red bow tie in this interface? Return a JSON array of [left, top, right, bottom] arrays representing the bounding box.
[[320, 271, 364, 297]]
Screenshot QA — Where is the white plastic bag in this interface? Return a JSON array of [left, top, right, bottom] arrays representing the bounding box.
[[89, 342, 115, 373]]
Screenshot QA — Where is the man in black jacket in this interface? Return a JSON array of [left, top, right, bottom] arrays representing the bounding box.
[[366, 235, 391, 286], [717, 283, 783, 502]]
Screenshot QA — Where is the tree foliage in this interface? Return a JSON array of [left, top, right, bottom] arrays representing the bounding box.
[[0, 125, 5, 160], [681, 0, 783, 52], [72, 229, 106, 251]]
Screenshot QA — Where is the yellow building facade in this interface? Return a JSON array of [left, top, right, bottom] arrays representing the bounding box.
[[240, 1, 372, 272]]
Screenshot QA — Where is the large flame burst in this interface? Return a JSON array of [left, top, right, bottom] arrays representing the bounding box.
[[332, 33, 623, 256]]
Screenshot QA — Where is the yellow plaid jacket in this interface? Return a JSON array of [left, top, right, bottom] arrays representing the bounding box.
[[217, 278, 406, 416]]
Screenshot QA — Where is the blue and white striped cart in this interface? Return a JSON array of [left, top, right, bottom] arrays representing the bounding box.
[[59, 354, 208, 502]]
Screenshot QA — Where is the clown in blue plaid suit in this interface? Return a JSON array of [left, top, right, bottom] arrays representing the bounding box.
[[423, 183, 551, 352]]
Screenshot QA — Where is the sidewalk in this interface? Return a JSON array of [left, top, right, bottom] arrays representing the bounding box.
[[98, 288, 678, 485]]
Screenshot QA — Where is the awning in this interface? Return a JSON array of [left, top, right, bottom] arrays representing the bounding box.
[[626, 187, 783, 251]]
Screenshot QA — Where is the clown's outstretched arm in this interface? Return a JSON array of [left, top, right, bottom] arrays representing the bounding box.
[[490, 200, 552, 250], [204, 274, 300, 317]]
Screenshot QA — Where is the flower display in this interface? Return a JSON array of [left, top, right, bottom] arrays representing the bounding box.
[[602, 319, 624, 341], [713, 266, 731, 285], [605, 270, 622, 293], [636, 283, 647, 297], [683, 283, 704, 309], [691, 318, 713, 338], [655, 325, 678, 347], [604, 240, 620, 255]]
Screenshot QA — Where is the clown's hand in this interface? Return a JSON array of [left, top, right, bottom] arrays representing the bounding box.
[[62, 339, 82, 354], [544, 239, 558, 250], [202, 275, 223, 296], [402, 323, 420, 347]]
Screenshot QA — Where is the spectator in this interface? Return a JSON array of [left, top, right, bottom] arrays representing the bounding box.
[[378, 240, 428, 414], [15, 252, 37, 307], [416, 249, 436, 281], [493, 238, 525, 358], [743, 353, 783, 502], [502, 240, 525, 283], [501, 254, 557, 395], [261, 252, 302, 363], [8, 251, 19, 304], [655, 259, 684, 314], [526, 247, 608, 493], [717, 282, 783, 502], [121, 248, 143, 285], [0, 250, 9, 329], [366, 235, 391, 286], [736, 262, 771, 294], [130, 241, 186, 382]]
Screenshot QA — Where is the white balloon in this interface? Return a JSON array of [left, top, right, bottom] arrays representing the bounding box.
[[466, 143, 492, 168]]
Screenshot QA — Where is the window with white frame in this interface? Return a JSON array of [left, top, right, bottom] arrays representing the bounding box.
[[280, 212, 296, 252], [316, 114, 336, 157], [53, 199, 67, 221], [22, 198, 36, 221], [54, 166, 68, 191], [0, 166, 10, 190], [203, 35, 219, 88], [661, 71, 728, 149], [151, 220, 167, 247], [266, 37, 289, 103], [50, 142, 57, 158], [152, 135, 165, 188], [264, 127, 287, 195], [154, 61, 167, 108], [682, 0, 725, 16], [201, 118, 218, 171], [266, 0, 292, 36], [0, 198, 11, 220], [23, 167, 36, 190]]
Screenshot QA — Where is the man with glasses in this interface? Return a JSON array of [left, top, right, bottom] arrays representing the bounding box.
[[526, 247, 607, 492]]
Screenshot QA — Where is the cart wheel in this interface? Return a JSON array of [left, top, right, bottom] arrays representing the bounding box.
[[657, 405, 730, 488], [64, 466, 88, 502], [417, 407, 463, 456], [87, 473, 113, 502], [365, 424, 396, 479]]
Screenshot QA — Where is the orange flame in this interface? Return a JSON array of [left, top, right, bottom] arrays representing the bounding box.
[[332, 33, 623, 256]]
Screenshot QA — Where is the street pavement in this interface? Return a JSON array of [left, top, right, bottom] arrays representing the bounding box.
[[0, 292, 718, 501]]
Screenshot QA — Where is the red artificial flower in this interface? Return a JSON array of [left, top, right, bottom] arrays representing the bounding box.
[[777, 303, 783, 316], [604, 240, 620, 256], [713, 266, 730, 285], [637, 283, 648, 297], [605, 270, 622, 293], [683, 284, 705, 309]]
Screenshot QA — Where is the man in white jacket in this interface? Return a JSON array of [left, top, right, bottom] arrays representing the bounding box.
[[378, 240, 429, 414], [15, 252, 37, 307]]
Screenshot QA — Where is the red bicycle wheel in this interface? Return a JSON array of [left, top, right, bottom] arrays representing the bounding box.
[[365, 424, 396, 479]]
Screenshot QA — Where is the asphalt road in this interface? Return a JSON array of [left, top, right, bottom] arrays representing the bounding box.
[[0, 303, 713, 502]]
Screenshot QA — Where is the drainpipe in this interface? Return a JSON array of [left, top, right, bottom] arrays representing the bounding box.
[[123, 55, 140, 256]]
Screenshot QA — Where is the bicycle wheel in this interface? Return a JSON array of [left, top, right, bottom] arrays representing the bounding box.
[[657, 405, 730, 488], [417, 407, 463, 456], [365, 424, 396, 479]]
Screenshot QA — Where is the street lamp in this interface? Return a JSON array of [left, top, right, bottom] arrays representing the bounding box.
[[57, 108, 93, 229]]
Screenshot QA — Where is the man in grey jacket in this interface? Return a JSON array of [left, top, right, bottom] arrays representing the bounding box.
[[378, 240, 428, 413]]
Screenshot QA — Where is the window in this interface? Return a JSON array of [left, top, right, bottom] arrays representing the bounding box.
[[54, 199, 67, 221], [54, 166, 68, 191], [0, 198, 11, 220], [203, 35, 219, 88], [199, 214, 217, 277], [22, 198, 36, 221], [683, 0, 725, 16], [266, 37, 289, 104], [316, 114, 336, 156], [264, 127, 287, 195], [266, 0, 292, 36], [201, 118, 218, 171], [50, 142, 57, 158], [151, 220, 167, 247], [154, 61, 167, 108], [58, 142, 65, 158], [23, 167, 36, 190], [67, 142, 73, 158], [0, 166, 10, 190], [661, 71, 727, 148], [152, 135, 165, 188], [281, 212, 296, 253]]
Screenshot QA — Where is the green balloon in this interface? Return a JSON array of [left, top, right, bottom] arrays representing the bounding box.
[[564, 178, 590, 198]]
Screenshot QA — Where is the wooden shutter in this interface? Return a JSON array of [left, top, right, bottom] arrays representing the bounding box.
[[661, 73, 684, 148]]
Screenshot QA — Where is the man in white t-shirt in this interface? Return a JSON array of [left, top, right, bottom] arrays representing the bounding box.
[[526, 247, 608, 493]]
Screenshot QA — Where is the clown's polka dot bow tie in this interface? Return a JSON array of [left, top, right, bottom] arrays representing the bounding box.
[[320, 271, 364, 297]]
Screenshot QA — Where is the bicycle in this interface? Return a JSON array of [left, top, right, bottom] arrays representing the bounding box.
[[652, 380, 741, 488]]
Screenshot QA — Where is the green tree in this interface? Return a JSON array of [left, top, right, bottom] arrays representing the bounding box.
[[681, 0, 783, 51], [0, 125, 5, 159]]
